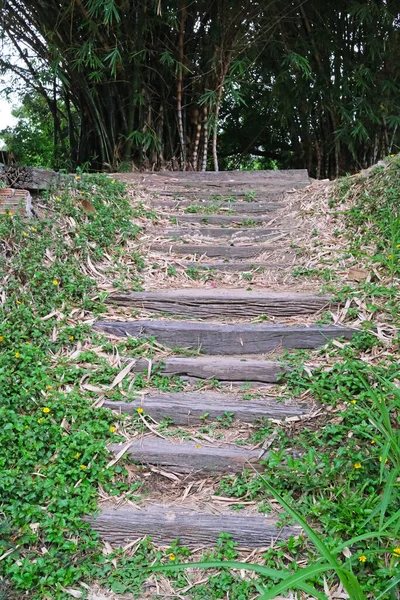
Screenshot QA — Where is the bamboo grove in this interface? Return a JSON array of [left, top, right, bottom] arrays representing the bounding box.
[[0, 0, 399, 177]]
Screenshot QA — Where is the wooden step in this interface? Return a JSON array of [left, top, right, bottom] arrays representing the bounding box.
[[178, 261, 290, 272], [108, 290, 332, 317], [109, 437, 260, 474], [94, 320, 354, 355], [122, 356, 287, 382], [104, 391, 311, 424], [90, 504, 301, 547], [151, 200, 285, 214], [169, 214, 270, 225], [150, 244, 279, 259], [163, 227, 289, 242]]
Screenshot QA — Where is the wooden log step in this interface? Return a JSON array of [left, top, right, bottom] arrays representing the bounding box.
[[108, 290, 332, 317], [150, 244, 277, 259], [169, 214, 271, 225], [109, 436, 260, 474], [136, 168, 309, 184], [163, 227, 289, 242], [151, 200, 285, 214], [94, 320, 354, 355], [103, 391, 311, 424], [90, 504, 301, 547], [121, 356, 287, 382], [178, 261, 290, 272]]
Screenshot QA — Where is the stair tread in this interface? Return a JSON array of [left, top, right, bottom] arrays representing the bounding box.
[[89, 504, 301, 547], [150, 244, 284, 258], [104, 390, 311, 424], [94, 320, 355, 355]]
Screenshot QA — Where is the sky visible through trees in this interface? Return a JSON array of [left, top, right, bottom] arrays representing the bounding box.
[[0, 0, 399, 177]]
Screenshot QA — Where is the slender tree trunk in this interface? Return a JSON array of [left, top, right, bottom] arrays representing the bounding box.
[[191, 108, 201, 171], [177, 0, 186, 169], [212, 83, 224, 172], [201, 105, 209, 172]]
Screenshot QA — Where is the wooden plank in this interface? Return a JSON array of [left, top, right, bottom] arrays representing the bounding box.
[[149, 244, 277, 259], [103, 391, 311, 424], [169, 214, 270, 225], [109, 437, 260, 474], [89, 504, 301, 547], [151, 200, 285, 214], [121, 356, 287, 382], [163, 227, 289, 242], [107, 290, 332, 317], [94, 320, 355, 355], [178, 261, 290, 272], [0, 188, 32, 216]]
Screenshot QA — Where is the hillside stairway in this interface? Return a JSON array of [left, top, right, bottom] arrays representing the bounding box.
[[91, 169, 354, 550]]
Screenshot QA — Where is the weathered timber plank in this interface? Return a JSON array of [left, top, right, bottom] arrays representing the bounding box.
[[122, 356, 287, 382], [94, 320, 355, 355], [170, 214, 270, 225], [103, 391, 311, 424], [178, 261, 291, 272], [90, 504, 301, 547], [151, 200, 285, 214], [163, 227, 289, 241], [109, 437, 260, 474], [149, 244, 276, 259], [107, 290, 332, 317]]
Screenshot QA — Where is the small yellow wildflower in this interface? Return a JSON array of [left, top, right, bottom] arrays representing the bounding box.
[[111, 179, 115, 184], [169, 553, 176, 561], [353, 462, 362, 469], [195, 445, 202, 449], [8, 211, 13, 217], [80, 465, 87, 470], [74, 453, 80, 459], [69, 335, 74, 341], [25, 341, 30, 345], [350, 399, 357, 404], [15, 352, 20, 358], [23, 232, 27, 237], [388, 254, 393, 260], [56, 197, 61, 201], [16, 300, 21, 305], [43, 407, 50, 413], [52, 279, 59, 286], [0, 336, 3, 343], [371, 439, 375, 444], [31, 227, 36, 231], [46, 385, 52, 390], [109, 426, 116, 433], [37, 418, 43, 423], [393, 547, 400, 556], [359, 555, 367, 563], [76, 175, 81, 180], [137, 407, 144, 414], [25, 425, 29, 429], [379, 456, 388, 464]]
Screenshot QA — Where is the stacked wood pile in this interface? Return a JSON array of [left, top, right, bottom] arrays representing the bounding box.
[[2, 166, 70, 190]]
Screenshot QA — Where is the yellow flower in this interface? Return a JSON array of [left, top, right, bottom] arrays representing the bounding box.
[[350, 399, 357, 404], [23, 232, 27, 237], [37, 418, 43, 423], [25, 425, 29, 429], [111, 179, 115, 184], [359, 555, 367, 563], [56, 197, 61, 201], [393, 547, 400, 556], [16, 300, 21, 304], [15, 352, 20, 358], [25, 341, 30, 345], [69, 336, 74, 341], [169, 553, 176, 561], [31, 227, 36, 231], [137, 407, 144, 414], [388, 254, 393, 260], [0, 336, 3, 343], [76, 175, 81, 180], [379, 456, 388, 464], [8, 211, 13, 217], [74, 453, 80, 459], [371, 439, 375, 444], [43, 407, 50, 413], [80, 465, 87, 470], [109, 426, 116, 433], [52, 279, 59, 286], [46, 385, 52, 390], [353, 462, 362, 469]]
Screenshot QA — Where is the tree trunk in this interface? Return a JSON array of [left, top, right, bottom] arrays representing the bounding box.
[[201, 105, 209, 172], [177, 0, 187, 169]]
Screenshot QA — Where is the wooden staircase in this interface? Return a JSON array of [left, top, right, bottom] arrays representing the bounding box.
[[90, 169, 354, 549]]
